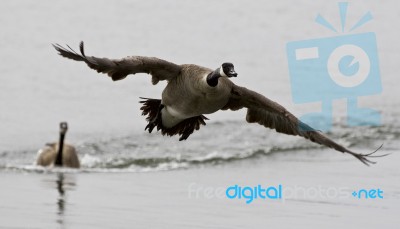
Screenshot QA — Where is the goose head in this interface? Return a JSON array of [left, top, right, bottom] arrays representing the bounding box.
[[207, 62, 238, 87], [54, 122, 68, 167], [220, 62, 238, 78], [60, 122, 68, 135]]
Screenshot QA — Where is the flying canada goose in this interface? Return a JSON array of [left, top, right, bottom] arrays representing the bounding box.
[[53, 42, 384, 166], [36, 122, 80, 168]]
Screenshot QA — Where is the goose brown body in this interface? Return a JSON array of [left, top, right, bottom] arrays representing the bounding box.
[[161, 64, 233, 127], [36, 143, 80, 168]]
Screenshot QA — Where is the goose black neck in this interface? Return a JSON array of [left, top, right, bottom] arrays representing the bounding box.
[[206, 68, 221, 87], [55, 133, 65, 166]]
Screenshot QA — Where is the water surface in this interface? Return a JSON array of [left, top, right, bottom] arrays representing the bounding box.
[[0, 0, 399, 228]]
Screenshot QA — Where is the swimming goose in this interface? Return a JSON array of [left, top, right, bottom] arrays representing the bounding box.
[[36, 122, 80, 168], [53, 42, 384, 166]]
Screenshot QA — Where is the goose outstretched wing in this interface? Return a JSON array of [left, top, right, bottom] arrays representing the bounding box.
[[222, 84, 384, 165], [53, 41, 181, 84]]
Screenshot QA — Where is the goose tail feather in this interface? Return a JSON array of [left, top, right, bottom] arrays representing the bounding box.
[[139, 97, 207, 140]]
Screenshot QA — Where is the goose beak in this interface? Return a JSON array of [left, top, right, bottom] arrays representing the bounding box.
[[228, 70, 238, 77]]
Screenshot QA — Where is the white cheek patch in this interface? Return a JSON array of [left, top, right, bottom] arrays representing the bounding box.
[[219, 67, 227, 77]]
